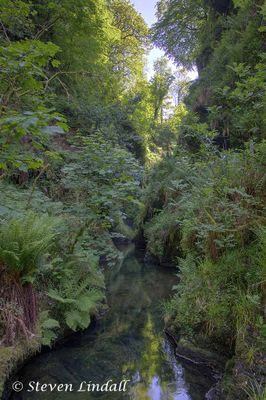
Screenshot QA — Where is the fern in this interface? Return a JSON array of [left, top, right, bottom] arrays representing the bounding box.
[[0, 212, 58, 284], [40, 311, 60, 347], [47, 262, 104, 332], [47, 290, 75, 304], [64, 310, 91, 331], [0, 213, 60, 344], [76, 289, 103, 312], [41, 319, 60, 330]]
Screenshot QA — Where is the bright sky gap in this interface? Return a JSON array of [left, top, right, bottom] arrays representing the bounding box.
[[131, 0, 198, 79]]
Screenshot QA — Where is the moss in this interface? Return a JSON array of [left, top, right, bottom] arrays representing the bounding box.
[[0, 339, 40, 398]]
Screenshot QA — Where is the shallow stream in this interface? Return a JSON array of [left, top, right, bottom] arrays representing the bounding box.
[[11, 246, 215, 400]]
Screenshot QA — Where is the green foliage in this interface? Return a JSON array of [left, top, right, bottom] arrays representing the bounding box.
[[0, 0, 151, 171], [0, 109, 66, 172], [47, 257, 104, 332], [0, 212, 58, 284], [0, 40, 59, 108], [0, 0, 33, 39], [108, 0, 149, 85], [164, 230, 266, 379], [144, 140, 266, 344], [144, 141, 266, 260], [39, 311, 60, 346], [149, 0, 266, 395], [0, 0, 265, 395], [178, 111, 216, 152], [143, 138, 266, 394], [0, 38, 68, 173], [152, 0, 208, 68], [0, 205, 105, 345], [154, 0, 265, 148], [208, 55, 266, 145], [59, 132, 143, 263], [150, 57, 174, 122], [0, 181, 64, 218], [0, 212, 60, 344]]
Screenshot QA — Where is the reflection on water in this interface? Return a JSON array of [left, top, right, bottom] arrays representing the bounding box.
[[11, 246, 214, 400], [128, 315, 190, 400]]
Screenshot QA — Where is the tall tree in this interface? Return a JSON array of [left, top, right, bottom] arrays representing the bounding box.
[[108, 0, 149, 88], [152, 0, 209, 69], [150, 57, 174, 123]]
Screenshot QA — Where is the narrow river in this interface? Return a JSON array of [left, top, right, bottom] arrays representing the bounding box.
[[10, 245, 214, 400]]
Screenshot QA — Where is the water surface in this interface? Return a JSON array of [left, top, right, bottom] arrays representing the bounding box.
[[11, 246, 214, 400]]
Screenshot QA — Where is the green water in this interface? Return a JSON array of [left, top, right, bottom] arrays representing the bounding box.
[[10, 246, 215, 400]]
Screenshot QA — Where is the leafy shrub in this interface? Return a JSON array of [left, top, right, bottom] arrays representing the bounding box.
[[59, 132, 143, 265]]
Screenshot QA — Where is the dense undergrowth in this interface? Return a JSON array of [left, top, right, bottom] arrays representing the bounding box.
[[142, 143, 266, 396], [142, 142, 266, 399], [0, 135, 143, 338]]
